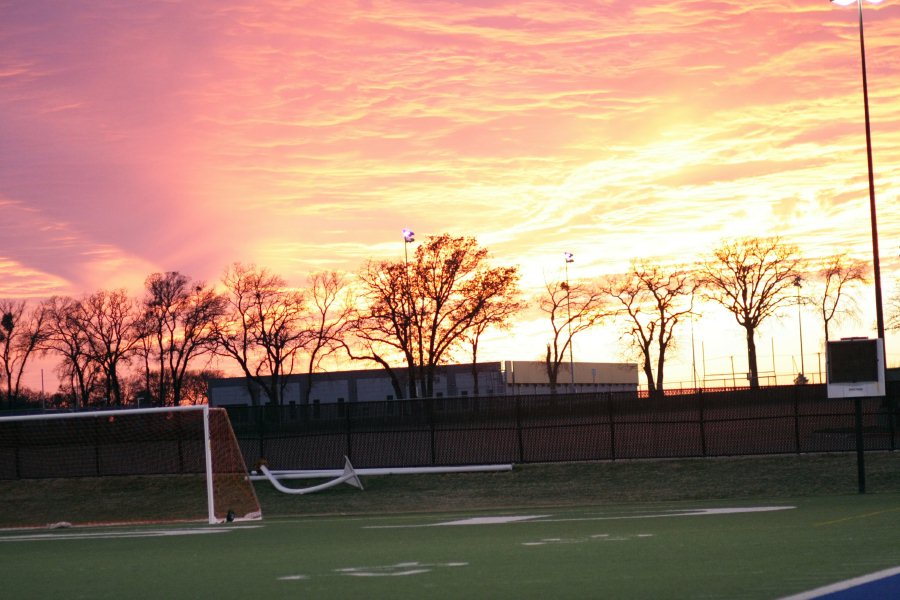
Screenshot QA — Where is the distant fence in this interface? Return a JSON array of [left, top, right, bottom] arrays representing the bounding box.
[[224, 384, 899, 470]]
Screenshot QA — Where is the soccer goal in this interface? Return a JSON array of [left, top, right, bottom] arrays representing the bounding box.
[[0, 406, 261, 529]]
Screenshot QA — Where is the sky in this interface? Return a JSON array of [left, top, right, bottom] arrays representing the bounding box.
[[2, 0, 899, 391]]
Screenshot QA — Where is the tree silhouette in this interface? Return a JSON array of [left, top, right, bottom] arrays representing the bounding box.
[[0, 299, 49, 408], [140, 272, 225, 406], [302, 271, 354, 405], [538, 278, 608, 394], [217, 263, 310, 408], [73, 290, 141, 406], [42, 296, 100, 409], [352, 234, 522, 398], [601, 262, 697, 398], [817, 254, 867, 342], [699, 237, 803, 389]]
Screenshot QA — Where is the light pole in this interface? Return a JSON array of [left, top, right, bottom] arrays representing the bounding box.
[[402, 228, 416, 396], [794, 277, 807, 384], [564, 252, 575, 391], [831, 0, 885, 343], [402, 228, 415, 263]]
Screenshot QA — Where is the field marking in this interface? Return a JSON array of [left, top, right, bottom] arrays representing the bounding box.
[[434, 515, 549, 526], [538, 506, 794, 524], [814, 506, 900, 527], [337, 561, 468, 577], [777, 565, 900, 600], [364, 506, 794, 529], [523, 533, 654, 546], [278, 561, 468, 582], [0, 525, 261, 542]]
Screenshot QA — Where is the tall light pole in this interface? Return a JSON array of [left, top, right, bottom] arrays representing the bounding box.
[[402, 228, 416, 396], [831, 0, 885, 344], [794, 277, 807, 384], [564, 252, 575, 391]]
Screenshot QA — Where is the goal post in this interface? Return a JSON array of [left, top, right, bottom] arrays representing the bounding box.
[[0, 405, 261, 529]]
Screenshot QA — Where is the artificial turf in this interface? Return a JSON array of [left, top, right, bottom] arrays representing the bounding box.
[[2, 493, 899, 599]]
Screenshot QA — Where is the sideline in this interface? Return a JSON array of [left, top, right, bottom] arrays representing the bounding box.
[[0, 525, 262, 543], [778, 566, 900, 600]]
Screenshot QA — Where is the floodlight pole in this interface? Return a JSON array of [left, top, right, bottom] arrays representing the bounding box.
[[402, 228, 416, 397], [832, 0, 885, 343], [564, 252, 575, 391], [794, 277, 806, 380]]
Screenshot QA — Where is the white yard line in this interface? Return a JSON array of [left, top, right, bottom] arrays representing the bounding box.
[[364, 506, 795, 529]]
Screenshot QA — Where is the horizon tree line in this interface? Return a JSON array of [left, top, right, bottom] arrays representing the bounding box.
[[0, 235, 879, 409]]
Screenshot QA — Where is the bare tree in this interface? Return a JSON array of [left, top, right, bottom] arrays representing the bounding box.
[[347, 260, 412, 399], [216, 263, 309, 408], [42, 296, 100, 410], [538, 278, 608, 394], [77, 290, 142, 405], [140, 272, 225, 406], [463, 276, 525, 396], [699, 237, 803, 388], [352, 234, 522, 398], [818, 254, 868, 342], [301, 271, 354, 405], [601, 262, 697, 398], [0, 299, 48, 408]]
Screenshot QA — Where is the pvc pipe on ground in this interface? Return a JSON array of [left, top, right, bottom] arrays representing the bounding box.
[[258, 457, 363, 494], [249, 463, 513, 480]]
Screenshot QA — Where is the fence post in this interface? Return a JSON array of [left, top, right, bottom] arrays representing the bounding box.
[[515, 394, 524, 463], [428, 397, 436, 465], [886, 396, 896, 452], [608, 393, 617, 460], [256, 405, 265, 463], [697, 389, 707, 457], [854, 397, 866, 494], [793, 387, 801, 454], [345, 401, 353, 462]]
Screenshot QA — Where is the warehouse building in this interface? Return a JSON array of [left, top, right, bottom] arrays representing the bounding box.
[[207, 360, 639, 409]]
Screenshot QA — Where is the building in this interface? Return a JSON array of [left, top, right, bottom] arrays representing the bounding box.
[[207, 361, 638, 408]]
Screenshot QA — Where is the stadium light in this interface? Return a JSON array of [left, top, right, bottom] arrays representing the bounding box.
[[830, 0, 885, 344]]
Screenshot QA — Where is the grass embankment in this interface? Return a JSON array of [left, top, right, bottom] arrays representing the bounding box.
[[256, 451, 900, 517], [2, 452, 897, 528]]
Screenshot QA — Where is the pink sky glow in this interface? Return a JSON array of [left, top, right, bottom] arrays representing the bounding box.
[[2, 0, 900, 390]]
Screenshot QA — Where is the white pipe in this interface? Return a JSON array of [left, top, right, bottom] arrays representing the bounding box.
[[250, 464, 513, 480], [258, 457, 363, 494]]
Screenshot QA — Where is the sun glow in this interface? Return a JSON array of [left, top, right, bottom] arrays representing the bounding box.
[[2, 0, 899, 391]]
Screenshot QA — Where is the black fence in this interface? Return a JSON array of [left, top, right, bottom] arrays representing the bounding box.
[[224, 383, 899, 470]]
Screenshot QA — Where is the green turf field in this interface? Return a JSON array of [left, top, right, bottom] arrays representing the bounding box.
[[2, 494, 899, 599], [2, 453, 899, 599]]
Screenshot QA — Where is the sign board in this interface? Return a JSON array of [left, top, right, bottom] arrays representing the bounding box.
[[826, 337, 885, 398]]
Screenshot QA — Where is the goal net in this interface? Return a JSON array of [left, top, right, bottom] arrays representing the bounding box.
[[0, 406, 261, 529]]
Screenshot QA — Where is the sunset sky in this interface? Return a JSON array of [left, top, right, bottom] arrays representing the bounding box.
[[2, 0, 899, 391]]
